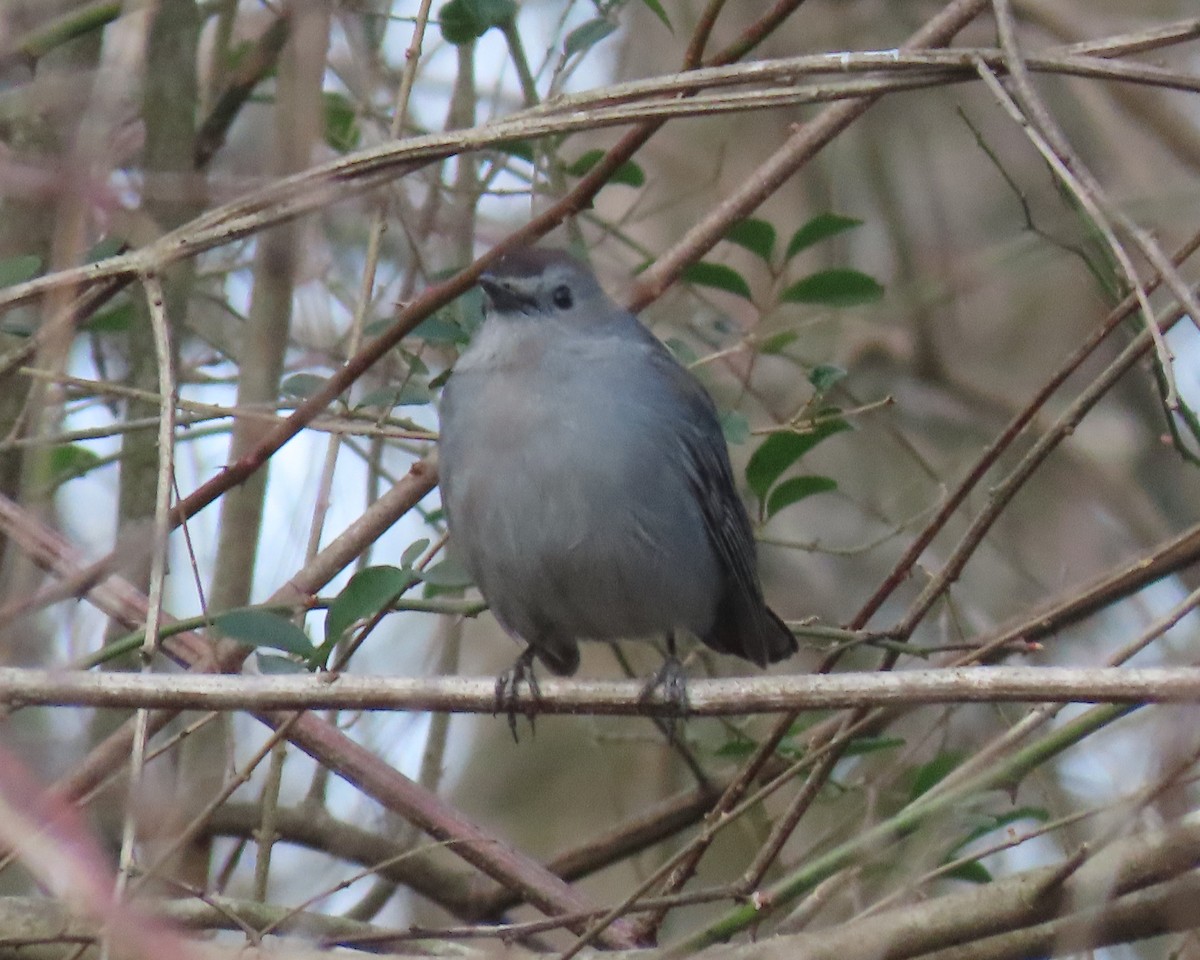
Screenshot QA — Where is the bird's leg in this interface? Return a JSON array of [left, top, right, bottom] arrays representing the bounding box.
[[639, 632, 690, 741], [494, 646, 542, 742]]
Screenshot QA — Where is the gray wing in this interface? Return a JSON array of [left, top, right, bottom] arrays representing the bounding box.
[[642, 335, 796, 666]]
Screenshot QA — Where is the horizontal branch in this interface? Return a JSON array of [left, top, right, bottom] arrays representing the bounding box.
[[2, 666, 1199, 716]]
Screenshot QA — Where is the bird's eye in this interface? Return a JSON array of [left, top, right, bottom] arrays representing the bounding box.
[[551, 285, 574, 309]]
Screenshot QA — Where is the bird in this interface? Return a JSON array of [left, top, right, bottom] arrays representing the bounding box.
[[437, 245, 796, 733]]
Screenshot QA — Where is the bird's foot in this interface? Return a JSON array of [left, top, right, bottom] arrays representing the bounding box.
[[638, 655, 690, 743], [494, 647, 542, 742]]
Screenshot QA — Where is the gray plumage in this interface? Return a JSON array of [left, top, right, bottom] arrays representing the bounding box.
[[438, 246, 796, 679]]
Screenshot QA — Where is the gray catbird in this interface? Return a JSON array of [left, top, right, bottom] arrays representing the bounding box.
[[438, 246, 796, 723]]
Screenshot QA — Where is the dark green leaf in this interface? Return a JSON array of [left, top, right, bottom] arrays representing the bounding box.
[[766, 475, 837, 519], [325, 565, 414, 645], [785, 213, 863, 260], [909, 751, 966, 801], [781, 269, 884, 307], [494, 139, 534, 163], [49, 444, 102, 486], [564, 17, 616, 58], [215, 609, 315, 658], [719, 409, 750, 445], [809, 363, 847, 394], [85, 236, 126, 262], [746, 420, 851, 501], [945, 860, 992, 884], [564, 149, 644, 187], [724, 219, 776, 262], [419, 556, 474, 589], [281, 373, 328, 400], [400, 538, 431, 568], [758, 331, 798, 355], [84, 302, 133, 333], [257, 653, 310, 674], [439, 0, 515, 44], [682, 261, 752, 301], [842, 736, 905, 757], [714, 737, 757, 758], [0, 255, 41, 288], [356, 381, 433, 410], [323, 91, 360, 153], [637, 0, 672, 31]]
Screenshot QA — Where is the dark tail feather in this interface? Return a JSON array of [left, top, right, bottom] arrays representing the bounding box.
[[702, 589, 797, 667]]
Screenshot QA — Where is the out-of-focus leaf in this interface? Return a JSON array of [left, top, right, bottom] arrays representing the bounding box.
[[945, 860, 992, 884], [765, 475, 837, 519], [494, 140, 534, 163], [0, 255, 41, 288], [356, 381, 433, 410], [638, 0, 672, 30], [682, 261, 752, 301], [758, 331, 798, 355], [49, 445, 102, 487], [439, 0, 515, 44], [785, 213, 863, 260], [781, 269, 884, 307], [85, 303, 133, 333], [85, 236, 126, 262], [809, 363, 847, 394], [725, 218, 776, 262], [909, 751, 966, 801], [400, 538, 431, 568], [281, 373, 327, 400], [665, 337, 698, 366], [323, 91, 360, 152], [746, 420, 851, 502], [564, 149, 644, 187], [325, 565, 414, 646], [564, 17, 616, 57], [216, 609, 315, 658], [720, 409, 750, 445], [257, 653, 310, 674], [419, 556, 474, 589], [842, 736, 906, 757]]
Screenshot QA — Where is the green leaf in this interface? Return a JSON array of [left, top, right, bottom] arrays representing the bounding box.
[[638, 0, 672, 30], [0, 254, 41, 288], [665, 337, 698, 366], [724, 219, 776, 262], [323, 91, 360, 152], [215, 609, 316, 658], [564, 17, 616, 57], [325, 565, 414, 646], [356, 381, 433, 410], [909, 751, 966, 801], [419, 556, 474, 590], [494, 139, 534, 163], [257, 653, 311, 674], [842, 736, 905, 757], [681, 261, 752, 301], [84, 302, 133, 333], [49, 444, 102, 486], [781, 269, 883, 307], [758, 331, 798, 355], [85, 236, 126, 262], [945, 860, 992, 884], [765, 475, 837, 519], [281, 373, 328, 400], [746, 420, 851, 501], [785, 213, 863, 260], [719, 409, 750, 445], [564, 149, 644, 187], [714, 737, 757, 759], [400, 538, 431, 568], [809, 363, 847, 394], [439, 0, 515, 44]]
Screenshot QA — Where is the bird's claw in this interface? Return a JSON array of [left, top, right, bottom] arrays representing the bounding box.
[[639, 655, 690, 743], [494, 648, 541, 742]]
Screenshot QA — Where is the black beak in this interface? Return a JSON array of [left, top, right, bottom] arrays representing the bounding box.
[[479, 274, 536, 313]]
